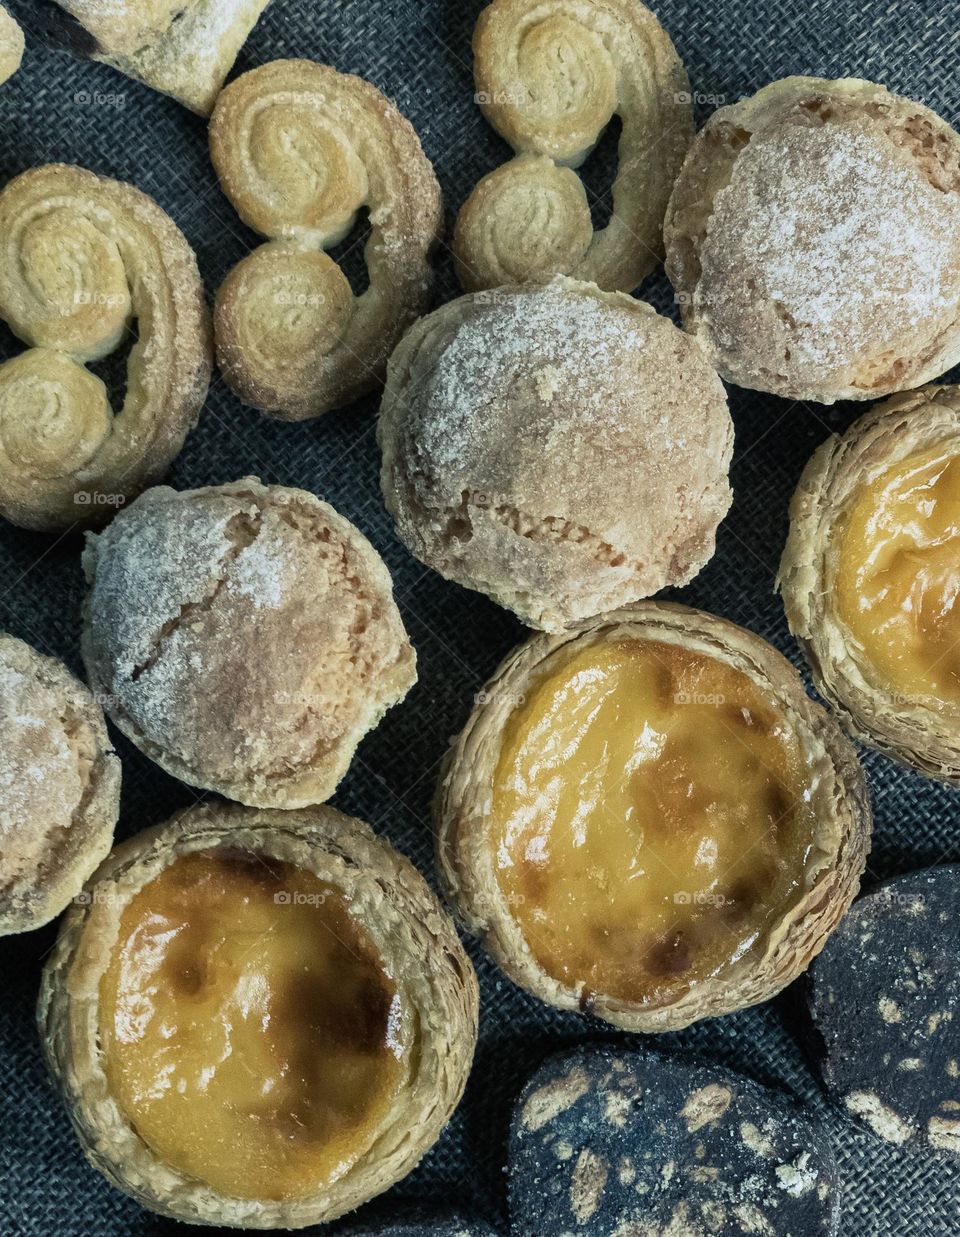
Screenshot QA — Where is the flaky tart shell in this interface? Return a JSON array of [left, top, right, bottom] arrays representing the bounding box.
[[37, 801, 479, 1229], [664, 76, 960, 404], [436, 602, 871, 1032], [779, 384, 960, 781], [0, 634, 120, 934], [0, 4, 23, 86]]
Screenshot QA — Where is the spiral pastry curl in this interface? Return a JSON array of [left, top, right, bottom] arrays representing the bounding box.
[[210, 60, 443, 422], [0, 5, 23, 86], [0, 165, 212, 530], [454, 0, 694, 294]]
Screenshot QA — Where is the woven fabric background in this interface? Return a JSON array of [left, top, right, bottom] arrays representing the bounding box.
[[0, 0, 958, 1233]]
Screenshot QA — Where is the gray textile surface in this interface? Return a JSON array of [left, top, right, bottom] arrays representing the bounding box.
[[0, 1, 958, 1233]]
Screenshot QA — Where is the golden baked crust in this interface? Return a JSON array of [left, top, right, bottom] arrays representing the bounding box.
[[378, 277, 733, 632], [53, 0, 273, 114], [454, 0, 693, 293], [0, 5, 23, 85], [436, 602, 871, 1031], [779, 384, 960, 781], [0, 634, 119, 934], [664, 77, 960, 404], [210, 59, 442, 421], [0, 163, 212, 531], [81, 478, 416, 807], [37, 801, 479, 1228]]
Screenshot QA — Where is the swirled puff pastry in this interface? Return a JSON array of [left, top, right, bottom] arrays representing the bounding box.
[[0, 164, 212, 530], [0, 5, 23, 85], [453, 0, 694, 293], [211, 59, 443, 421], [48, 0, 272, 114]]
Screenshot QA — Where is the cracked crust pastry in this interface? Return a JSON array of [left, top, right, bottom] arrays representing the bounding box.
[[436, 602, 871, 1031], [44, 0, 273, 115], [378, 277, 733, 632], [38, 800, 479, 1228], [664, 77, 960, 404], [211, 59, 442, 421], [81, 478, 416, 807], [779, 384, 960, 781], [0, 163, 212, 531], [0, 5, 23, 85], [453, 0, 693, 293], [0, 634, 119, 935]]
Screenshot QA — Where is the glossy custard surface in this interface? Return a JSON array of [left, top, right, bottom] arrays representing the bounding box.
[[835, 444, 960, 709], [491, 638, 818, 1007], [99, 850, 404, 1201]]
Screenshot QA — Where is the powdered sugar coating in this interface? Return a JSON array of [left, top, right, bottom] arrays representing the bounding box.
[[379, 277, 733, 631], [81, 479, 416, 808]]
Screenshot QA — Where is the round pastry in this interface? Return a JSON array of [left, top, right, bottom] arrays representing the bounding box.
[[779, 384, 960, 780], [664, 77, 960, 404], [509, 1045, 839, 1236], [378, 277, 733, 632], [81, 478, 416, 807], [0, 4, 24, 85], [807, 867, 960, 1159], [0, 633, 119, 934], [38, 800, 479, 1228], [453, 0, 693, 293], [0, 163, 212, 530], [211, 59, 442, 421], [436, 602, 870, 1031]]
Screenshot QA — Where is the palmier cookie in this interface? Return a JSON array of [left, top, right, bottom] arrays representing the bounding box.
[[379, 277, 733, 632], [211, 60, 442, 421], [664, 77, 960, 404], [0, 5, 23, 85], [0, 164, 212, 530], [454, 0, 693, 294], [81, 478, 416, 808]]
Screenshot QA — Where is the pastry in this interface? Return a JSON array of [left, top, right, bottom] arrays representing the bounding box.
[[42, 0, 273, 115], [0, 634, 119, 934], [779, 384, 960, 780], [0, 4, 23, 84], [81, 478, 416, 807], [436, 602, 871, 1031], [378, 277, 733, 632], [509, 1045, 839, 1236], [453, 0, 693, 293], [211, 59, 442, 421], [807, 867, 960, 1158], [38, 800, 479, 1227], [664, 77, 960, 404], [0, 163, 212, 531]]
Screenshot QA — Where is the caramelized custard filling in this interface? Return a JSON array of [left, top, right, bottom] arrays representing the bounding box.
[[98, 850, 405, 1201], [491, 638, 819, 1007], [835, 444, 960, 708]]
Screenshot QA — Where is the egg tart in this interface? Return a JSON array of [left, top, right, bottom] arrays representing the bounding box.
[[780, 385, 960, 780], [38, 801, 478, 1228], [436, 602, 870, 1031]]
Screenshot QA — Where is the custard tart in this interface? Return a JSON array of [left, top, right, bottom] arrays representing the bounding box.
[[38, 801, 479, 1228], [436, 602, 870, 1031], [780, 385, 960, 780]]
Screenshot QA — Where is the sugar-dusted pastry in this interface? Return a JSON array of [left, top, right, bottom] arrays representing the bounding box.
[[664, 77, 960, 404], [81, 478, 416, 807], [454, 0, 693, 294], [0, 164, 212, 531], [0, 5, 23, 85], [436, 602, 871, 1031], [780, 384, 960, 780], [211, 59, 442, 421], [0, 634, 119, 935], [38, 800, 479, 1227], [510, 1046, 840, 1235], [43, 0, 272, 114], [379, 277, 733, 632], [808, 867, 960, 1158]]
